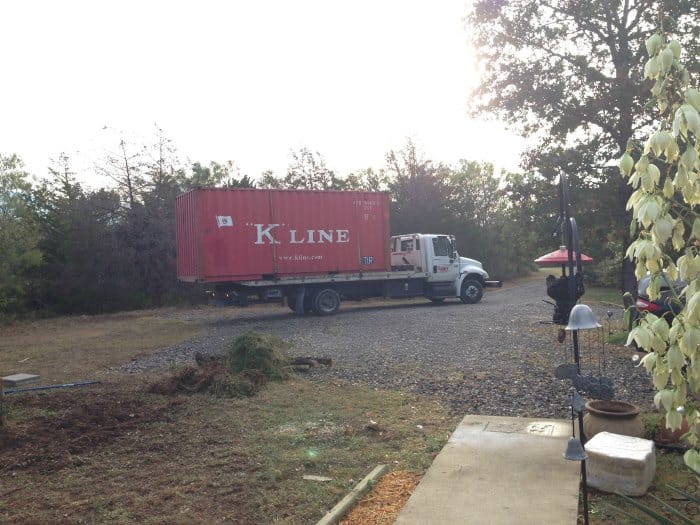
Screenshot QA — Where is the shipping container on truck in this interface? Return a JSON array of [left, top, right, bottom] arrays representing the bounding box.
[[176, 188, 500, 315], [176, 188, 390, 281]]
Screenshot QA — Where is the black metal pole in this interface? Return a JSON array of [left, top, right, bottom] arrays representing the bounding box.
[[580, 458, 590, 525], [571, 405, 576, 436], [561, 174, 589, 525], [578, 410, 589, 525], [572, 330, 581, 374]]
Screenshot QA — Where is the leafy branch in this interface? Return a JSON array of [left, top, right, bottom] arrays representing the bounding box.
[[619, 14, 700, 473]]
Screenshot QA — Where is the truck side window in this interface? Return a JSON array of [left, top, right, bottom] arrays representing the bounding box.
[[401, 239, 414, 251], [415, 239, 420, 250], [432, 237, 451, 257]]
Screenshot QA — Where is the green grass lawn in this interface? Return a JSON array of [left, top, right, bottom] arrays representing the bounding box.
[[585, 285, 625, 305]]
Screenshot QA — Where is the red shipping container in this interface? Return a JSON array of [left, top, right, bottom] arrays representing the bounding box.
[[176, 188, 390, 282]]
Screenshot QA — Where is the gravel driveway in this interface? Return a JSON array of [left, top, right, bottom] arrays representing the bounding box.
[[113, 279, 656, 419]]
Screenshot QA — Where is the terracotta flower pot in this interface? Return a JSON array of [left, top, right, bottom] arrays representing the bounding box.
[[583, 400, 645, 440]]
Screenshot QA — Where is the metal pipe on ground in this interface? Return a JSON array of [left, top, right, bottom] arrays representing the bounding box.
[[4, 381, 100, 395]]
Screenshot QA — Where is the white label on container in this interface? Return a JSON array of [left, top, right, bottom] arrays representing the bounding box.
[[216, 215, 234, 228]]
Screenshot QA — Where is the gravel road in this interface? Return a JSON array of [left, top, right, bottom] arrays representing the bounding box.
[[112, 279, 656, 419]]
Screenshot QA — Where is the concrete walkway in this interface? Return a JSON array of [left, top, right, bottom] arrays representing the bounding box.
[[395, 415, 582, 524]]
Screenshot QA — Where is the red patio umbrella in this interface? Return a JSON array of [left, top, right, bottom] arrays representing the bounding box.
[[534, 246, 593, 266]]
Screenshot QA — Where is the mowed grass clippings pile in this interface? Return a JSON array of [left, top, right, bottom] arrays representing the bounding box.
[[0, 378, 458, 524], [149, 332, 291, 398]]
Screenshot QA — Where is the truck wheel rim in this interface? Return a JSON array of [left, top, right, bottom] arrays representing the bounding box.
[[317, 291, 339, 312]]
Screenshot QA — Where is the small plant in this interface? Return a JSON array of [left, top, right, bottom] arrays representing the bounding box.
[[608, 331, 630, 345], [644, 412, 665, 440]]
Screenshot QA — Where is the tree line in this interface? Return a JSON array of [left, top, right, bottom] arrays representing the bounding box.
[[1, 138, 575, 318]]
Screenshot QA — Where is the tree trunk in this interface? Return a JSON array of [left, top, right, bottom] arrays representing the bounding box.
[[616, 163, 637, 296], [622, 257, 637, 297]]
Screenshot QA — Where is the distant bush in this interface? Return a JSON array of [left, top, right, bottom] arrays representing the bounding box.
[[586, 257, 623, 289]]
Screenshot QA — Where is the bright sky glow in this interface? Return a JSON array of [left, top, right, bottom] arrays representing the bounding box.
[[1, 0, 526, 185]]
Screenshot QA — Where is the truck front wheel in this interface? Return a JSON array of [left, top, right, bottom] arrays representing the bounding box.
[[460, 279, 483, 304], [313, 289, 341, 316]]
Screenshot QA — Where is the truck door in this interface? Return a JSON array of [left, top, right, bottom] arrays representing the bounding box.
[[426, 235, 460, 283]]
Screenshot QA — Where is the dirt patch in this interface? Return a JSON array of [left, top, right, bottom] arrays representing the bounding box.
[[0, 384, 178, 473], [339, 471, 421, 524]]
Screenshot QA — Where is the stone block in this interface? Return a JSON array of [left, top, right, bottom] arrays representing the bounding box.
[[2, 373, 40, 387], [584, 431, 655, 496]]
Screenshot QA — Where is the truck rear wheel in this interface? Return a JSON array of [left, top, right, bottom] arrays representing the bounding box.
[[313, 289, 341, 316], [288, 293, 314, 314], [460, 279, 483, 304]]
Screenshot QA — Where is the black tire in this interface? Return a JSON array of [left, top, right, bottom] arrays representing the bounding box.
[[460, 279, 483, 304], [312, 288, 341, 316], [287, 294, 314, 314], [429, 298, 446, 304]]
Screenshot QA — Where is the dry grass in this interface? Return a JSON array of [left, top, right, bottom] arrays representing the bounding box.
[[0, 308, 229, 383], [1, 315, 192, 383], [1, 379, 457, 524]]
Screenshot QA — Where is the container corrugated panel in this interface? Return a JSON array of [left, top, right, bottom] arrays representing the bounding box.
[[175, 190, 199, 281], [176, 188, 390, 282]]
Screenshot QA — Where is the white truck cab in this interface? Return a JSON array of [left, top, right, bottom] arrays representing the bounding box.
[[390, 233, 499, 303]]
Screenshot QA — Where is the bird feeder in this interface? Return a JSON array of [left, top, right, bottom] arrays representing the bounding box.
[[535, 173, 593, 325]]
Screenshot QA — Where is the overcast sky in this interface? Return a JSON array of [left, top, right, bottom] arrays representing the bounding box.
[[1, 0, 526, 186]]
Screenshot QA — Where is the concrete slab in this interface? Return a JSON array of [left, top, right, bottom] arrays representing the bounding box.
[[395, 415, 582, 525], [2, 373, 40, 387]]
